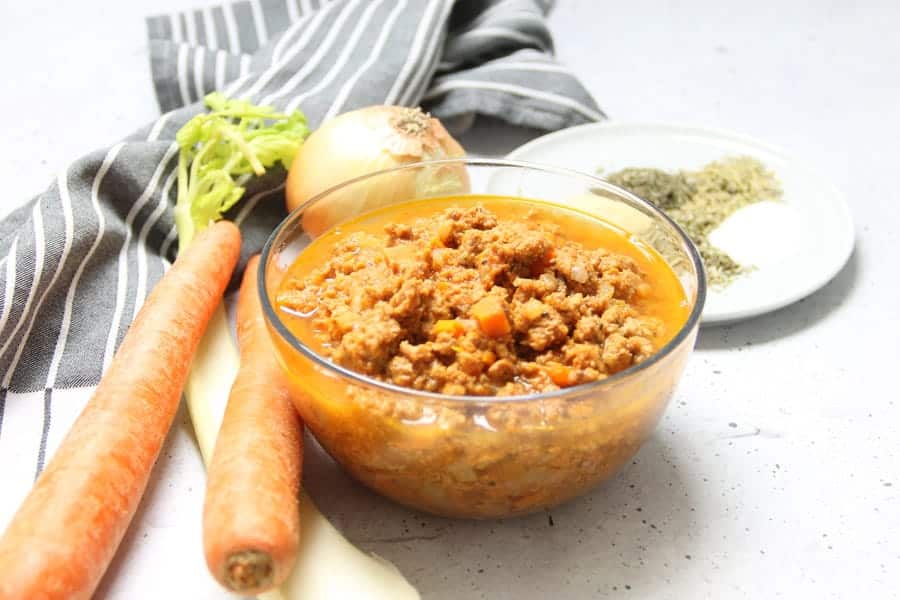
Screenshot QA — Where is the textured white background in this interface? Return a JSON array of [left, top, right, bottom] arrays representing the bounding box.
[[1, 1, 899, 598]]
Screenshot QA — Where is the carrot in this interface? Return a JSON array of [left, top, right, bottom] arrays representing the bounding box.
[[433, 319, 466, 337], [546, 364, 577, 387], [471, 295, 511, 338], [203, 255, 303, 595], [0, 220, 241, 600]]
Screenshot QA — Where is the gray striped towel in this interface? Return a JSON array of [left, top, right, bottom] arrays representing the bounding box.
[[0, 0, 602, 541]]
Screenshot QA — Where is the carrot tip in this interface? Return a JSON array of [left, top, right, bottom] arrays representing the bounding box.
[[223, 549, 275, 593]]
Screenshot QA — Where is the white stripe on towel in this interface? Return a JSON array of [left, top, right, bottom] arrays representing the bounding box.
[[399, 0, 454, 106], [223, 1, 241, 54], [423, 79, 605, 121], [2, 176, 76, 386], [284, 0, 386, 112], [384, 0, 444, 104], [101, 144, 179, 372], [0, 204, 45, 376], [177, 44, 192, 106], [44, 143, 124, 386], [323, 0, 408, 119]]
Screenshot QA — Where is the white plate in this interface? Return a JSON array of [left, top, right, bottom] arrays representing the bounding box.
[[504, 122, 855, 325]]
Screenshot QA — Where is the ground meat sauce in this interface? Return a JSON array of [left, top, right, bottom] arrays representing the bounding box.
[[276, 197, 687, 396]]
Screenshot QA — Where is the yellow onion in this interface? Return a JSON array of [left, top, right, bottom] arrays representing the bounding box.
[[286, 106, 469, 237]]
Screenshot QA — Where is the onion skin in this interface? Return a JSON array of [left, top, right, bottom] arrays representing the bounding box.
[[287, 106, 469, 237]]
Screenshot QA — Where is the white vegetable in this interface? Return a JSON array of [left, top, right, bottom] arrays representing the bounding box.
[[185, 303, 238, 464], [260, 494, 420, 600]]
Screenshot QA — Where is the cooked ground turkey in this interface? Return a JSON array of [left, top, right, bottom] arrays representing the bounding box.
[[277, 205, 662, 396]]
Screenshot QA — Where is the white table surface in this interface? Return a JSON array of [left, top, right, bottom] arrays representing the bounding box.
[[2, 1, 899, 598]]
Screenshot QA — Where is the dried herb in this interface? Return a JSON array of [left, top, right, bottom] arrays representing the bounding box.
[[602, 168, 695, 211], [605, 156, 781, 287]]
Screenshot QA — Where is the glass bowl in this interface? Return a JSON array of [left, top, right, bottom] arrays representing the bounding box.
[[259, 159, 705, 519]]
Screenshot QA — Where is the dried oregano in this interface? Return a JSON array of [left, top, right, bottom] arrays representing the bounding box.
[[605, 156, 782, 287]]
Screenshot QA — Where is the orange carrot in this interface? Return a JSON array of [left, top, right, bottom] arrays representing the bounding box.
[[0, 220, 241, 600], [203, 255, 303, 595], [471, 296, 511, 338], [546, 364, 577, 387], [433, 319, 466, 337]]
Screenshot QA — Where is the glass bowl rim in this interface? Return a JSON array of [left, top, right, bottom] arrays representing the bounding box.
[[258, 157, 707, 404]]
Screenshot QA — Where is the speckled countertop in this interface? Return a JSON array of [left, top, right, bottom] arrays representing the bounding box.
[[1, 1, 898, 598]]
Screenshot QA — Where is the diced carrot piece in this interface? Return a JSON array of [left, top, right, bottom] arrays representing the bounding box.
[[434, 319, 466, 337], [471, 296, 511, 338], [546, 364, 577, 387], [482, 350, 497, 365]]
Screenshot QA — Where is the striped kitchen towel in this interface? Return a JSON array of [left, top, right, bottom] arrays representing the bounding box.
[[0, 0, 602, 531]]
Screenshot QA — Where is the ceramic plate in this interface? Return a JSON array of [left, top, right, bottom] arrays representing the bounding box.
[[504, 122, 855, 325]]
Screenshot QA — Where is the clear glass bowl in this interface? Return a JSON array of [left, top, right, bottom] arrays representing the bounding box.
[[259, 159, 705, 519]]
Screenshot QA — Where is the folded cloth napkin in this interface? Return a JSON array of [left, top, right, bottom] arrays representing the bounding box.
[[0, 0, 602, 524]]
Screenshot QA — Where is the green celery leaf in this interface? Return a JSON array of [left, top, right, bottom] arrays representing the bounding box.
[[174, 93, 309, 251]]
